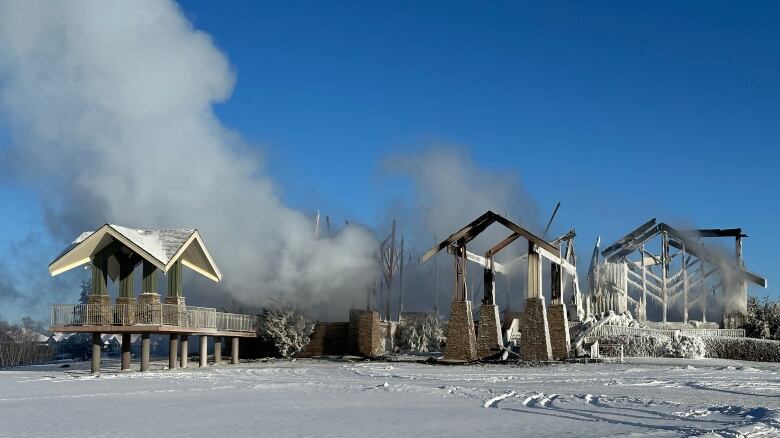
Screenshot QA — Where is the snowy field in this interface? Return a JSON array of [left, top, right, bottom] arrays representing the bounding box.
[[2, 357, 780, 437]]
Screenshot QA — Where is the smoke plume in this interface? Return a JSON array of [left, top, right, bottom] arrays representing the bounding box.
[[0, 1, 377, 320]]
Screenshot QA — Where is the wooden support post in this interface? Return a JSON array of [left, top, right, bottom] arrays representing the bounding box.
[[736, 235, 747, 312], [169, 334, 178, 370], [140, 333, 150, 372], [551, 263, 563, 305], [119, 259, 135, 299], [700, 260, 707, 323], [142, 260, 158, 294], [661, 232, 669, 325], [91, 332, 101, 374], [231, 337, 239, 364], [453, 244, 467, 301], [482, 258, 496, 305], [91, 255, 108, 296], [167, 260, 183, 298], [640, 245, 648, 321], [682, 246, 688, 323], [121, 333, 131, 371], [180, 335, 188, 368], [527, 242, 542, 299], [199, 336, 208, 368], [214, 336, 222, 365]]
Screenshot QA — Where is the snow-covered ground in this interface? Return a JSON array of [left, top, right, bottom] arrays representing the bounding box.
[[2, 357, 780, 437]]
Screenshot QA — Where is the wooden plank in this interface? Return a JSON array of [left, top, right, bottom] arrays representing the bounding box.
[[601, 218, 657, 258]]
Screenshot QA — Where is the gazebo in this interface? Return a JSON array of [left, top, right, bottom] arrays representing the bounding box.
[[49, 224, 258, 373]]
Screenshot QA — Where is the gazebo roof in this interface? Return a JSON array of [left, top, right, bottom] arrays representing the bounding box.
[[49, 224, 222, 282]]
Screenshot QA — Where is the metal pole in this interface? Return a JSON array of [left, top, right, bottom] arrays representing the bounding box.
[[121, 333, 131, 371], [169, 334, 178, 370], [141, 333, 150, 372], [91, 332, 101, 374]]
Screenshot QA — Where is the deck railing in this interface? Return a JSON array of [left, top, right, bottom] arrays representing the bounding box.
[[588, 325, 745, 339], [216, 312, 257, 333], [51, 304, 256, 333]]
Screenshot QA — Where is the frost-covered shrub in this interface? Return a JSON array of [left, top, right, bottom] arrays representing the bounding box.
[[257, 306, 315, 358], [397, 314, 446, 353], [666, 333, 706, 359]]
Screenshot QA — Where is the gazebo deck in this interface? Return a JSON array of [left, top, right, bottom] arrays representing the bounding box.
[[50, 303, 258, 338]]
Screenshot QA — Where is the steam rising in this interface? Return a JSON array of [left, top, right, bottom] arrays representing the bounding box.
[[0, 0, 377, 320]]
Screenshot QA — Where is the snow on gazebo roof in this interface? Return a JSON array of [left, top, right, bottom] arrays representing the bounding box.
[[49, 224, 222, 282]]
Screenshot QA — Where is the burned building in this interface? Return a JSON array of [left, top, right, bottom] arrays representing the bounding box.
[[588, 219, 767, 329]]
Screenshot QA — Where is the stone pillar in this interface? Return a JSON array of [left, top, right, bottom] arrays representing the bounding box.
[[520, 297, 553, 361], [349, 310, 386, 357], [140, 333, 151, 372], [91, 332, 101, 374], [547, 303, 570, 360], [214, 336, 222, 365], [199, 336, 208, 368], [231, 337, 239, 364], [444, 300, 477, 361], [169, 334, 179, 370], [521, 242, 552, 361], [180, 335, 189, 368], [121, 333, 132, 371], [477, 304, 502, 358]]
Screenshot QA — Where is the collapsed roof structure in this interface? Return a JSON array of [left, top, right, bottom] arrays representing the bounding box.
[[422, 210, 579, 362], [589, 219, 767, 328]]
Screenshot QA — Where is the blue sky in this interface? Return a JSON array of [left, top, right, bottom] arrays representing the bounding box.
[[0, 1, 778, 319], [179, 1, 778, 287]]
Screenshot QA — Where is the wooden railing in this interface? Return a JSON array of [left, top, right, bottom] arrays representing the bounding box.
[[51, 304, 256, 333]]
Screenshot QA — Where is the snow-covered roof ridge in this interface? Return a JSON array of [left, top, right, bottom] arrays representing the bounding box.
[[50, 224, 222, 282]]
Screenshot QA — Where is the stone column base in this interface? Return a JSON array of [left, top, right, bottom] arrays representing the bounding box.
[[547, 303, 571, 360], [348, 310, 386, 357], [520, 297, 553, 362], [138, 293, 161, 305], [164, 296, 186, 306], [87, 294, 111, 325], [137, 293, 161, 324], [115, 297, 136, 325], [444, 300, 477, 362], [477, 304, 502, 358], [164, 296, 186, 326]]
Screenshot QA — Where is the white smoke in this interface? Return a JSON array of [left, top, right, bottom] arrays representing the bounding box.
[[0, 1, 377, 320], [381, 147, 544, 316]]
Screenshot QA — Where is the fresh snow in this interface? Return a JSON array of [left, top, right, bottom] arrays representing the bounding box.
[[2, 357, 780, 437]]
